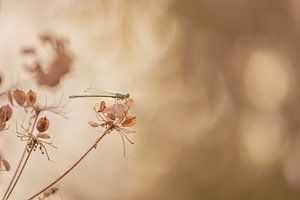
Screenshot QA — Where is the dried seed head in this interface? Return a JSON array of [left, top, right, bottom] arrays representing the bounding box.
[[0, 105, 12, 121], [13, 89, 26, 106], [36, 117, 49, 132], [25, 90, 37, 106]]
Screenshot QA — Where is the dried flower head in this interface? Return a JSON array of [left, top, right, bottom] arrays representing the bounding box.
[[90, 99, 136, 156], [36, 117, 49, 132], [25, 90, 37, 106], [13, 89, 26, 106]]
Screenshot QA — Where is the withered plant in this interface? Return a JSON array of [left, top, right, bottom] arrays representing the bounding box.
[[0, 33, 137, 200]]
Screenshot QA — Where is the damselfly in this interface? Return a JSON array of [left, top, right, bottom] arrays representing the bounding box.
[[69, 88, 130, 101]]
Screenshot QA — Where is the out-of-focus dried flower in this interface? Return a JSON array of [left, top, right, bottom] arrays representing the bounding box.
[[36, 117, 49, 132], [0, 104, 13, 121], [22, 33, 74, 87], [13, 89, 26, 106], [25, 90, 37, 106], [38, 186, 59, 200]]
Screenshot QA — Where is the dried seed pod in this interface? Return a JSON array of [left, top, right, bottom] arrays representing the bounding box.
[[121, 116, 136, 127], [36, 133, 50, 139], [25, 90, 37, 106], [36, 117, 49, 132], [0, 105, 12, 121], [13, 89, 26, 106], [2, 159, 11, 171]]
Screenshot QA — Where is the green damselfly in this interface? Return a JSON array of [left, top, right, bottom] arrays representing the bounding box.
[[69, 88, 130, 100]]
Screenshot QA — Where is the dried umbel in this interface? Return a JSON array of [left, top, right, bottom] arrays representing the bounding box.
[[25, 90, 37, 106], [13, 89, 26, 106], [36, 117, 49, 132], [89, 99, 136, 156]]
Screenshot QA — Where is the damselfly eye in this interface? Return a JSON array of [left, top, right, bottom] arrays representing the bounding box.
[[25, 90, 37, 106], [13, 89, 26, 106], [36, 117, 49, 132]]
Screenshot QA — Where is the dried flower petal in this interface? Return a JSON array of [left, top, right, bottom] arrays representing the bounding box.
[[98, 101, 106, 112], [36, 117, 49, 132], [25, 90, 37, 106], [13, 89, 26, 106], [2, 159, 11, 171], [0, 105, 12, 121], [36, 133, 50, 139], [121, 116, 136, 127], [88, 121, 99, 128]]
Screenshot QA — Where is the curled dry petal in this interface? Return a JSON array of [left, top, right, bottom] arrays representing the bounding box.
[[121, 116, 136, 127], [0, 105, 12, 121], [13, 89, 26, 106], [25, 90, 37, 106], [36, 117, 49, 132], [2, 159, 11, 171], [98, 101, 106, 112], [36, 133, 51, 139], [88, 121, 99, 128]]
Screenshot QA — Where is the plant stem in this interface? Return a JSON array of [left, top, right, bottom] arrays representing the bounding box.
[[27, 125, 113, 200], [2, 112, 39, 200], [5, 147, 33, 200]]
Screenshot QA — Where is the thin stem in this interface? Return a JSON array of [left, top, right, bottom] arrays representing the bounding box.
[[5, 147, 33, 200], [2, 113, 39, 200], [27, 125, 113, 200], [69, 95, 116, 99]]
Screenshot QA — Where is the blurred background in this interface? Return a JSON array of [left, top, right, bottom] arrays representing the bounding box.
[[1, 0, 300, 199]]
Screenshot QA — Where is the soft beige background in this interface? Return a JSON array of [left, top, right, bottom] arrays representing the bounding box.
[[1, 0, 300, 199]]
